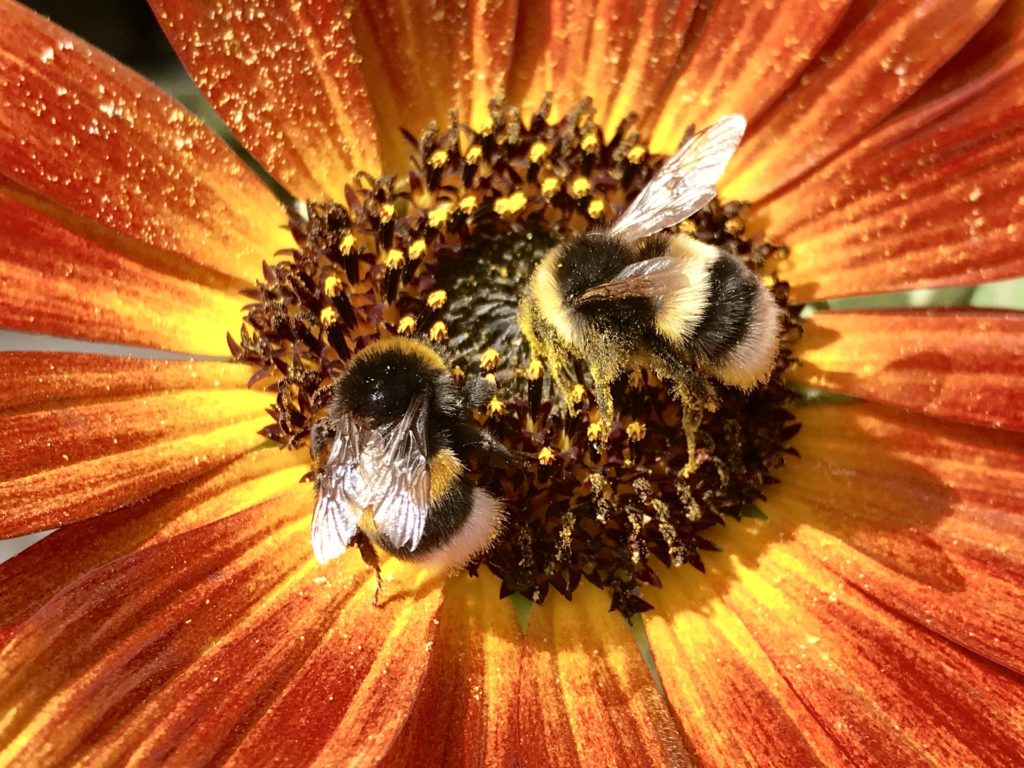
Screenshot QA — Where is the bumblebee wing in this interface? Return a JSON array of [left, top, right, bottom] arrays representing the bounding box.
[[310, 413, 365, 564], [363, 393, 432, 552], [609, 114, 746, 242], [575, 255, 691, 305]]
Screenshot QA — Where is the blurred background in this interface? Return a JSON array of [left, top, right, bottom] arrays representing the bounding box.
[[3, 1, 1023, 562]]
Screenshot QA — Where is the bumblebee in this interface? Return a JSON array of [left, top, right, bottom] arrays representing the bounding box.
[[309, 337, 505, 586], [519, 115, 781, 425]]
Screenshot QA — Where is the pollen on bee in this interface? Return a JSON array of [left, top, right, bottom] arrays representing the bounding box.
[[428, 202, 452, 228], [480, 348, 500, 371], [569, 383, 588, 406], [397, 315, 417, 335], [587, 198, 605, 219], [426, 289, 448, 309], [459, 194, 479, 214], [493, 191, 528, 216], [581, 132, 599, 153], [626, 421, 647, 442], [465, 145, 483, 164], [338, 232, 357, 254], [427, 149, 449, 168], [526, 359, 544, 380], [570, 176, 591, 199], [403, 238, 425, 262], [378, 202, 396, 223], [320, 307, 340, 326], [627, 144, 647, 164], [384, 248, 406, 270], [428, 320, 448, 342], [725, 217, 744, 235], [537, 446, 557, 466], [528, 141, 548, 164], [323, 274, 343, 298], [540, 177, 560, 198]]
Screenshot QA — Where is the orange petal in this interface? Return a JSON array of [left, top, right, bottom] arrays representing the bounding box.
[[722, 0, 1003, 203], [649, 0, 849, 151], [351, 1, 518, 171], [0, 0, 290, 283], [0, 448, 305, 644], [516, 583, 695, 767], [0, 358, 270, 536], [0, 179, 245, 356], [226, 559, 444, 767], [793, 309, 1024, 431], [759, 55, 1024, 300], [768, 401, 1024, 675], [0, 489, 309, 765], [383, 571, 526, 767], [151, 0, 381, 201]]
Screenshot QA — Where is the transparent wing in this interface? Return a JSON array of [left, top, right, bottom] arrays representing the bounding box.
[[310, 414, 365, 564], [362, 394, 431, 552], [609, 114, 746, 242], [575, 255, 692, 305]]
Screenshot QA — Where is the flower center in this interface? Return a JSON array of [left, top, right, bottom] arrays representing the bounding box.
[[232, 97, 800, 615]]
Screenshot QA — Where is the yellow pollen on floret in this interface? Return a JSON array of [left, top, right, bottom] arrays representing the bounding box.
[[379, 202, 395, 223], [627, 145, 647, 164], [484, 373, 497, 387], [587, 199, 605, 219], [586, 421, 605, 442], [397, 315, 417, 335], [428, 203, 452, 227], [459, 195, 478, 213], [494, 191, 528, 216], [570, 176, 591, 199], [384, 248, 406, 270], [537, 446, 557, 466], [429, 320, 448, 342], [528, 141, 548, 164], [526, 359, 544, 380], [339, 232, 357, 254], [427, 149, 449, 168], [323, 274, 343, 298], [408, 238, 427, 261], [320, 307, 340, 326], [451, 365, 465, 383], [626, 421, 647, 441], [426, 289, 448, 309], [678, 220, 697, 235], [465, 145, 483, 164], [581, 132, 599, 153], [487, 397, 505, 417], [480, 348, 500, 371], [569, 383, 588, 406], [540, 177, 560, 198], [725, 217, 744, 235]]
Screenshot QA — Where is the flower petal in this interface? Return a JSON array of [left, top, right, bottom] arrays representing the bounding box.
[[0, 448, 304, 645], [0, 179, 245, 355], [0, 0, 290, 282], [767, 401, 1024, 675], [151, 0, 382, 200], [351, 0, 519, 170], [649, 0, 849, 151], [226, 560, 444, 767], [383, 571, 526, 767], [0, 490, 310, 765], [0, 356, 271, 536], [516, 583, 695, 767], [722, 0, 1003, 203], [758, 55, 1024, 301], [794, 309, 1024, 431]]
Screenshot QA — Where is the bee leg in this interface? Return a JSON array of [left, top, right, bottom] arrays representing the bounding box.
[[680, 407, 703, 478], [353, 531, 384, 607]]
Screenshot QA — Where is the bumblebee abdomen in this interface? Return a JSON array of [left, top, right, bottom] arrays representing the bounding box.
[[688, 254, 760, 365]]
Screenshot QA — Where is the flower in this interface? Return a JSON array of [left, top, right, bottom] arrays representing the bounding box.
[[1, 0, 1023, 766]]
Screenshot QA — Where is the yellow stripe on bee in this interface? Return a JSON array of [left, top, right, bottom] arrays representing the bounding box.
[[428, 448, 464, 506]]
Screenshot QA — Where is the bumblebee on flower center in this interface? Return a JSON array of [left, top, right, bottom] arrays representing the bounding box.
[[233, 96, 801, 615]]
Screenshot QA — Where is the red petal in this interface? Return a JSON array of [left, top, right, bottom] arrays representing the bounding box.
[[0, 181, 244, 354], [516, 584, 694, 767], [0, 356, 270, 536], [151, 0, 382, 200], [0, 0, 290, 282], [0, 448, 305, 644], [759, 55, 1024, 300], [650, 0, 849, 151], [722, 0, 1003, 203], [767, 401, 1024, 675], [794, 309, 1024, 431]]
